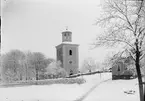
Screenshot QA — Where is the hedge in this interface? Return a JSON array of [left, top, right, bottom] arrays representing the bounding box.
[[0, 77, 86, 87]]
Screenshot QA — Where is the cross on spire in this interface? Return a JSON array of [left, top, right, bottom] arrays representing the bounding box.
[[66, 26, 68, 31]]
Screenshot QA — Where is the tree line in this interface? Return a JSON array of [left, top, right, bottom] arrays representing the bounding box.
[[0, 50, 67, 83]]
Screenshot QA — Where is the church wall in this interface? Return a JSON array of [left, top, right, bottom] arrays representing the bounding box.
[[63, 45, 79, 75], [56, 46, 63, 68]]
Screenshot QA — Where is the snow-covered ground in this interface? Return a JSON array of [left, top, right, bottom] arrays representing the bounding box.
[[0, 73, 139, 101]]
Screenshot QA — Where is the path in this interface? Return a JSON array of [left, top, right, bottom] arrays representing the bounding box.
[[74, 78, 112, 101]]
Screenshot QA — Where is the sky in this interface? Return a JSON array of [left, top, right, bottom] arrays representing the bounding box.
[[1, 0, 118, 66]]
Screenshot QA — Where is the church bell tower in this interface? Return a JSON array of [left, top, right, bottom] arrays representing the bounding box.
[[62, 30, 72, 42], [56, 29, 79, 76]]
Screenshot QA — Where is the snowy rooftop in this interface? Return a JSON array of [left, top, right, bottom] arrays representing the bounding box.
[[61, 41, 79, 45]]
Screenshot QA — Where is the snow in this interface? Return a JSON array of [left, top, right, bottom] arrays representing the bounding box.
[[81, 79, 139, 101], [61, 42, 79, 45], [0, 73, 139, 101]]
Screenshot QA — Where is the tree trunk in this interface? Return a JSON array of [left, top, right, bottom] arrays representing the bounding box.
[[135, 40, 144, 101], [144, 82, 145, 101], [20, 73, 22, 80], [36, 68, 39, 80], [143, 75, 145, 100], [25, 63, 27, 81]]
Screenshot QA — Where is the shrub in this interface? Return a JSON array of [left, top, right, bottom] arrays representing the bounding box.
[[0, 77, 86, 87], [45, 61, 68, 79], [122, 70, 133, 76]]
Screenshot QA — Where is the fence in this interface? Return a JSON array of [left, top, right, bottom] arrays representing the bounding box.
[[0, 77, 86, 87]]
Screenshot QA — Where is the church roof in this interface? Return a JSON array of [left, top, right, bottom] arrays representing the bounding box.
[[56, 42, 79, 48], [62, 42, 73, 44], [61, 42, 79, 45], [62, 30, 72, 33]]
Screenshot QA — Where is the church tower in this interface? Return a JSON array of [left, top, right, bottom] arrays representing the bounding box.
[[56, 29, 79, 76]]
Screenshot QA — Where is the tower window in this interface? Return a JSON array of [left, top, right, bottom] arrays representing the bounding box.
[[118, 66, 120, 71], [69, 50, 72, 55]]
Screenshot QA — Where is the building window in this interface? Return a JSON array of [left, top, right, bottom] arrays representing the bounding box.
[[69, 50, 72, 55]]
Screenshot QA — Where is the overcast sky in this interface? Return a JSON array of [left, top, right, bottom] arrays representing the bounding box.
[[1, 0, 118, 66]]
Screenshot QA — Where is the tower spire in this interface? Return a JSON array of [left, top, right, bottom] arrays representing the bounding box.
[[66, 26, 68, 31]]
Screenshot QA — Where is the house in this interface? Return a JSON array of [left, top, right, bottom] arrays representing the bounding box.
[[112, 56, 135, 80]]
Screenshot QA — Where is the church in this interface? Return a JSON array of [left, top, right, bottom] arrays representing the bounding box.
[[56, 29, 79, 76]]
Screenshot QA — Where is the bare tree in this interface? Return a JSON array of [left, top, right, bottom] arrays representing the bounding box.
[[23, 51, 33, 81], [1, 50, 25, 82], [80, 58, 98, 73], [28, 52, 47, 80], [1, 50, 52, 81], [93, 0, 145, 101]]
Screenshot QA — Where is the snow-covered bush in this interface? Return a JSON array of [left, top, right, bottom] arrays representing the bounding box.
[[80, 58, 101, 73], [45, 61, 68, 79]]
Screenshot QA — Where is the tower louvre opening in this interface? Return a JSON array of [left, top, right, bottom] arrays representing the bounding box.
[[69, 50, 72, 55]]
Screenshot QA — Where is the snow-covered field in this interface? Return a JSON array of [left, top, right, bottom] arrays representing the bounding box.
[[0, 73, 139, 101]]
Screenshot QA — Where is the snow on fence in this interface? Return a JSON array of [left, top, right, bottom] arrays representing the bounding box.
[[0, 77, 86, 87]]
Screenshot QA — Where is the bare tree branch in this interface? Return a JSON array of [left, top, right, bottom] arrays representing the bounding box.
[[140, 53, 145, 60], [113, 0, 134, 29], [126, 48, 136, 61], [94, 0, 145, 101]]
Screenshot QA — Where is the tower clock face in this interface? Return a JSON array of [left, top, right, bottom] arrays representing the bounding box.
[[69, 61, 72, 64]]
